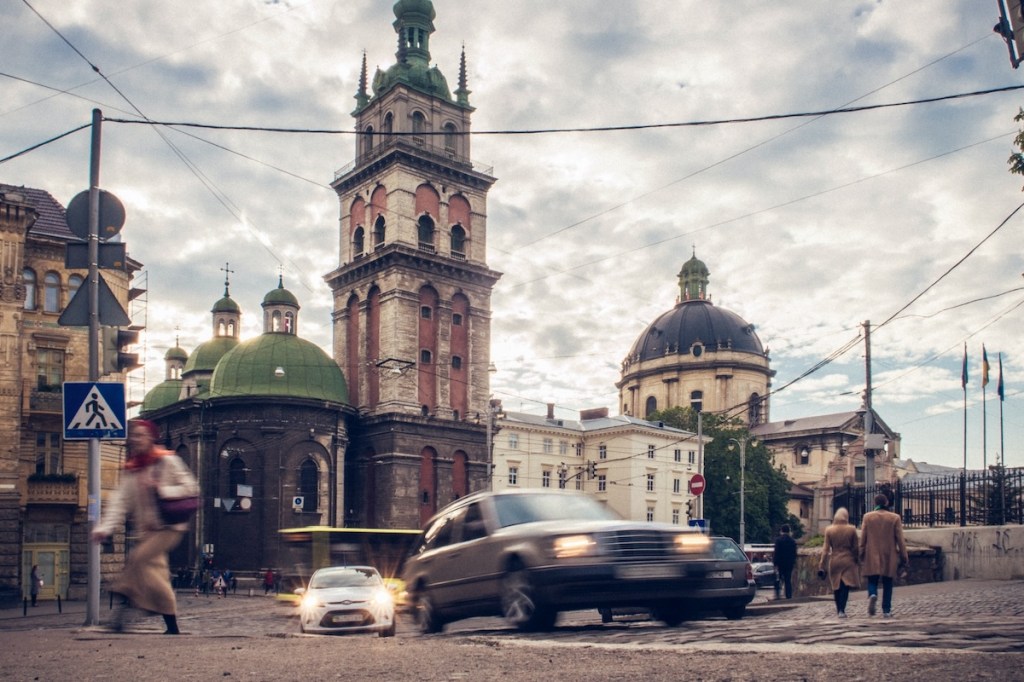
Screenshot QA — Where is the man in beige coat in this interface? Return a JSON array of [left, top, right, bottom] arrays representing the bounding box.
[[859, 493, 909, 618]]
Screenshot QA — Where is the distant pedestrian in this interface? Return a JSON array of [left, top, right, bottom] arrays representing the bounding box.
[[772, 524, 797, 599], [859, 493, 909, 618], [30, 565, 42, 606], [273, 570, 282, 595], [264, 569, 274, 595], [818, 507, 861, 618]]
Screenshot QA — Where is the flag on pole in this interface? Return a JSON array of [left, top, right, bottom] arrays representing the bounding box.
[[982, 345, 990, 387], [998, 353, 1005, 401], [961, 344, 968, 390]]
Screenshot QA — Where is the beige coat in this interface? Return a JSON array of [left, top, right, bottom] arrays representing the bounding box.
[[858, 509, 909, 578], [818, 522, 860, 590]]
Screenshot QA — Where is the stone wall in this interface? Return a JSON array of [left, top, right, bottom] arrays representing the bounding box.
[[904, 525, 1024, 581]]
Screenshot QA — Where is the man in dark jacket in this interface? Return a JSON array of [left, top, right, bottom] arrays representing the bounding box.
[[773, 524, 797, 599]]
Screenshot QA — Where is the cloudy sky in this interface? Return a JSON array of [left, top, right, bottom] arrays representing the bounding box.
[[3, 0, 1022, 471]]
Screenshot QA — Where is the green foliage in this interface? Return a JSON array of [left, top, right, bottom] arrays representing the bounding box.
[[647, 407, 793, 544], [801, 534, 825, 548], [1008, 108, 1024, 187]]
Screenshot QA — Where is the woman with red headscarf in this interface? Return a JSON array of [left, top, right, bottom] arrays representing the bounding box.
[[91, 419, 198, 634]]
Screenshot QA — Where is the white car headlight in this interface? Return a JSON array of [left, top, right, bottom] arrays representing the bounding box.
[[301, 593, 323, 610], [552, 534, 598, 559], [372, 589, 394, 608], [675, 533, 711, 554]]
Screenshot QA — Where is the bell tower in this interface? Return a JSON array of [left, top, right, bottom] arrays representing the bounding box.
[[325, 0, 500, 527]]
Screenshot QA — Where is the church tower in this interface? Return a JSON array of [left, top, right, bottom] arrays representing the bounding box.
[[325, 1, 501, 527]]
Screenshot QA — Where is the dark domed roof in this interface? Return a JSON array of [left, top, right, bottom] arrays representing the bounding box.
[[263, 280, 299, 307], [183, 337, 240, 374], [627, 299, 765, 362], [209, 333, 347, 403], [212, 295, 240, 313], [141, 379, 183, 414], [165, 346, 188, 362]]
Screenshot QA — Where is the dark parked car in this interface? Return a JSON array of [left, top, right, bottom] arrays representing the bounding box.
[[401, 489, 744, 632], [752, 562, 778, 588]]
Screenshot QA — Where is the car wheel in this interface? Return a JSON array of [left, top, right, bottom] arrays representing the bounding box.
[[415, 590, 444, 634], [501, 567, 555, 631], [722, 604, 746, 620], [653, 603, 686, 627], [379, 621, 396, 638]]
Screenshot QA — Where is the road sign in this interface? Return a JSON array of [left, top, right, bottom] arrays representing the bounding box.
[[65, 189, 126, 240], [63, 381, 127, 440], [687, 519, 707, 531], [57, 273, 130, 327], [688, 473, 706, 496]]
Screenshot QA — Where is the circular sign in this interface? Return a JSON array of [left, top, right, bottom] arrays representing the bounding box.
[[688, 473, 706, 496], [66, 189, 126, 240]]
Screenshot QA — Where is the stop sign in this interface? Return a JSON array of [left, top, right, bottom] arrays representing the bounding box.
[[688, 473, 706, 496]]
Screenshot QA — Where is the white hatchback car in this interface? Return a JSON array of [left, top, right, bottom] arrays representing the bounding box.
[[296, 566, 396, 637]]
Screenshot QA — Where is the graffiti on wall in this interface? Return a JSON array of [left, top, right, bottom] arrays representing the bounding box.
[[950, 527, 1021, 557]]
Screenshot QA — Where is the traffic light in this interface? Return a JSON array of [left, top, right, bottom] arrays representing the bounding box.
[[686, 500, 694, 519], [587, 461, 597, 479], [101, 326, 141, 374]]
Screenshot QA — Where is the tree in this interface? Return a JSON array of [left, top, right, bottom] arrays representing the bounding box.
[[648, 407, 793, 544]]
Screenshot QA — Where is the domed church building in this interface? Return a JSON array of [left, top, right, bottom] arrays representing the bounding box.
[[618, 253, 774, 425]]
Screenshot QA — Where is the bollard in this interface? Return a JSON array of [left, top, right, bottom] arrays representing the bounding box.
[[23, 597, 27, 617], [57, 595, 62, 614]]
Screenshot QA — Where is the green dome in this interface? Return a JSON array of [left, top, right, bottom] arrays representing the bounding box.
[[394, 0, 435, 21], [183, 336, 240, 374], [209, 333, 348, 403], [212, 295, 240, 313], [263, 285, 298, 307], [165, 346, 188, 362], [141, 379, 183, 414], [374, 62, 451, 100]]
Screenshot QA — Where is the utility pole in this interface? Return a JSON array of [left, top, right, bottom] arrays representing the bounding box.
[[863, 320, 876, 513], [85, 109, 102, 627]]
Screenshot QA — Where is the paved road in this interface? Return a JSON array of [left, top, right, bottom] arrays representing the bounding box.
[[1, 580, 1022, 680]]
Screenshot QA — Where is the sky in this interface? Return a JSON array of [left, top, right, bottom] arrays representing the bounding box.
[[3, 0, 1022, 471]]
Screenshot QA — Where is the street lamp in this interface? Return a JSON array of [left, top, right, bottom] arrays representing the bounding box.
[[727, 436, 757, 548]]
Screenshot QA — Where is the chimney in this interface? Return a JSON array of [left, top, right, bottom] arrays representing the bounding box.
[[579, 407, 609, 421], [547, 403, 555, 419]]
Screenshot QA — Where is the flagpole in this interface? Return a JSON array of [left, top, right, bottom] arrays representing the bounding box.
[[962, 344, 968, 474]]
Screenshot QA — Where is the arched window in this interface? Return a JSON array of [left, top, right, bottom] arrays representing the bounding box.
[[443, 122, 457, 153], [229, 458, 247, 492], [284, 312, 294, 333], [420, 349, 432, 364], [645, 396, 657, 418], [382, 112, 393, 136], [299, 460, 318, 512], [748, 393, 763, 425], [690, 390, 703, 413], [68, 274, 83, 305], [373, 215, 386, 246], [363, 125, 374, 155], [417, 214, 435, 251], [412, 111, 426, 143], [353, 226, 365, 256], [272, 310, 282, 332], [23, 269, 37, 310], [44, 272, 60, 312], [450, 224, 466, 256]]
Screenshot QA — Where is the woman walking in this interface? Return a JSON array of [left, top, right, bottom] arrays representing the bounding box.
[[91, 419, 198, 634], [818, 507, 860, 618]]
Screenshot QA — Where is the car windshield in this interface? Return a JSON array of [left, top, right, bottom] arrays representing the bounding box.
[[493, 493, 620, 527], [310, 568, 381, 589], [710, 538, 747, 561]]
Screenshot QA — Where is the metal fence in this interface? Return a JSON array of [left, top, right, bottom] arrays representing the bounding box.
[[833, 467, 1024, 528]]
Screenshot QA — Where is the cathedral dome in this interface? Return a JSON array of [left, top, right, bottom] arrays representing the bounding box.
[[209, 333, 348, 403], [212, 295, 240, 314], [626, 299, 764, 363], [141, 379, 183, 414], [262, 284, 298, 307], [165, 345, 188, 363], [394, 0, 435, 21], [183, 337, 240, 374]]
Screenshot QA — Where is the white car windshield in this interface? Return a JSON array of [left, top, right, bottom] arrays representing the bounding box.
[[310, 568, 381, 589], [493, 493, 621, 527]]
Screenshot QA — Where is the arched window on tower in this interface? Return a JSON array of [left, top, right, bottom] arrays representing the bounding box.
[[383, 112, 393, 137], [450, 224, 466, 258], [645, 396, 657, 418], [299, 459, 319, 513], [417, 214, 435, 252], [373, 215, 386, 247], [272, 310, 282, 332], [363, 125, 374, 156], [443, 122, 457, 155], [748, 393, 763, 425], [690, 390, 703, 413], [44, 272, 60, 312], [353, 226, 365, 257], [23, 268, 37, 310], [412, 111, 426, 145]]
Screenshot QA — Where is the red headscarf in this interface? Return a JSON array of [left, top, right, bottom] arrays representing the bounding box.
[[124, 419, 166, 470]]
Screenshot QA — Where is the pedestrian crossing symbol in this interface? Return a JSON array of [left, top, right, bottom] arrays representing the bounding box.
[[63, 381, 127, 440]]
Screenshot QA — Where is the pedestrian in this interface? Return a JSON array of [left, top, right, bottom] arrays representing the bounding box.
[[264, 568, 274, 595], [273, 570, 282, 595], [90, 419, 199, 634], [29, 565, 42, 607], [772, 524, 797, 599], [859, 492, 909, 618], [818, 507, 861, 618]]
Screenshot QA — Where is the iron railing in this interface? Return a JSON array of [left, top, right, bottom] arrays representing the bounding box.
[[833, 467, 1024, 528]]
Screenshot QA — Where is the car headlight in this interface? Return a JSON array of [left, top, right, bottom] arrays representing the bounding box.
[[300, 593, 323, 610], [552, 534, 598, 559], [674, 533, 711, 554], [372, 589, 394, 608]]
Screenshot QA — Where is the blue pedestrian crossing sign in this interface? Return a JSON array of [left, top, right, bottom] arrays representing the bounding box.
[[63, 382, 127, 440]]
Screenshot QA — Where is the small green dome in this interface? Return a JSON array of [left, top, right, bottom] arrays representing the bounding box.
[[394, 0, 435, 21], [209, 334, 348, 403], [212, 295, 240, 313], [263, 285, 299, 307], [141, 379, 183, 414], [165, 346, 188, 362], [183, 336, 240, 374]]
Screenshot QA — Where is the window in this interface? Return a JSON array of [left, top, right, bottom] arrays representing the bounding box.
[[412, 111, 426, 138], [598, 444, 607, 460], [420, 350, 432, 364], [647, 444, 656, 459], [36, 348, 64, 392], [418, 214, 435, 250], [508, 433, 518, 449], [299, 460, 319, 512], [451, 356, 462, 370], [35, 432, 61, 475], [382, 112, 393, 136], [43, 272, 60, 312], [646, 473, 655, 492], [364, 125, 374, 154], [353, 226, 365, 256], [23, 269, 37, 310], [673, 478, 681, 494], [541, 470, 551, 488], [450, 224, 466, 255], [575, 443, 583, 457], [688, 450, 696, 465], [645, 396, 657, 417], [443, 122, 457, 152], [452, 313, 463, 326], [543, 438, 553, 454], [797, 446, 810, 466], [229, 458, 247, 489], [421, 306, 432, 319], [508, 466, 518, 485], [672, 508, 680, 525], [559, 441, 568, 456], [597, 475, 606, 492], [575, 477, 582, 491], [690, 390, 703, 413], [68, 274, 83, 303], [674, 449, 682, 463], [647, 507, 655, 522], [854, 466, 865, 483], [558, 469, 567, 489], [748, 393, 763, 425], [373, 215, 386, 246]]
